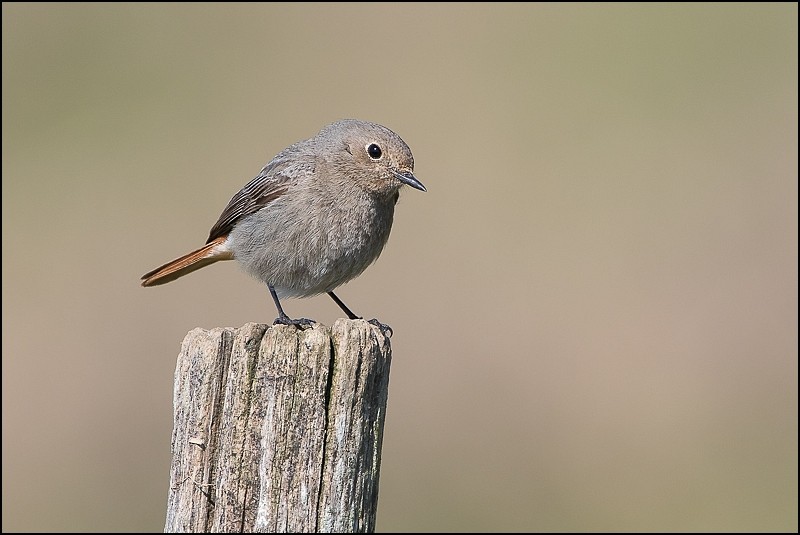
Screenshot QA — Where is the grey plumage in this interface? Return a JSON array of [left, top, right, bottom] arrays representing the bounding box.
[[141, 119, 425, 326]]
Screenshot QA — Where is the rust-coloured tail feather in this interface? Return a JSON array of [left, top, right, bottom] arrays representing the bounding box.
[[141, 236, 233, 287]]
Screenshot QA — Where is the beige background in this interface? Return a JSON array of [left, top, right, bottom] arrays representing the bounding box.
[[3, 3, 797, 532]]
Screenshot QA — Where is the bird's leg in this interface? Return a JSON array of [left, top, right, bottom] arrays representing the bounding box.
[[327, 291, 393, 337], [269, 285, 314, 327], [327, 291, 359, 319]]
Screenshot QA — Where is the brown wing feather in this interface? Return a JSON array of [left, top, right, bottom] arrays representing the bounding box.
[[205, 147, 315, 243], [143, 140, 317, 287]]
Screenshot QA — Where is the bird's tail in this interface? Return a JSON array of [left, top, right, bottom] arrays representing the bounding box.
[[141, 236, 233, 287]]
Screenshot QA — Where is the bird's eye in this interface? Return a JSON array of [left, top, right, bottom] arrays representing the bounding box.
[[367, 143, 382, 160]]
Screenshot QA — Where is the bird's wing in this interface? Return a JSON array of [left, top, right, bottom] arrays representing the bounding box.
[[206, 151, 314, 243]]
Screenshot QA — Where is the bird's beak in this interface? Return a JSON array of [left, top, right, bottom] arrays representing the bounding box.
[[392, 169, 427, 192]]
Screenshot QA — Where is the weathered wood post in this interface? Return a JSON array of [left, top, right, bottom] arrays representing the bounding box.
[[164, 319, 392, 533]]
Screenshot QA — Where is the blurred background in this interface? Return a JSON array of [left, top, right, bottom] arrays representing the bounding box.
[[3, 3, 797, 532]]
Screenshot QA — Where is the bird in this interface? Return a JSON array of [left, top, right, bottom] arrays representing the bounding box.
[[141, 119, 425, 330]]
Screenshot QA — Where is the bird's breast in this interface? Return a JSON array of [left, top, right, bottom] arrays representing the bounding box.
[[228, 190, 396, 297]]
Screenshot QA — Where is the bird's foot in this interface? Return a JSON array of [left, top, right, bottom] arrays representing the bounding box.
[[367, 318, 393, 338], [273, 315, 316, 329]]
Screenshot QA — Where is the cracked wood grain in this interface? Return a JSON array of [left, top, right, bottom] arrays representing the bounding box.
[[164, 320, 392, 533]]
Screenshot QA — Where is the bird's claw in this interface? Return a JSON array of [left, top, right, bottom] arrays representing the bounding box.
[[273, 315, 316, 329], [367, 318, 393, 337]]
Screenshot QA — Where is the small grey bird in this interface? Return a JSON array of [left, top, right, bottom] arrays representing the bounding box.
[[141, 119, 425, 328]]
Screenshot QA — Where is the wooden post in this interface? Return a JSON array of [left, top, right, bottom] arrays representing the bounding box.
[[164, 319, 393, 533]]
